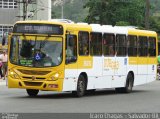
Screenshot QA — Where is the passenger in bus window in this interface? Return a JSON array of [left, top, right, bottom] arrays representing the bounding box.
[[66, 36, 74, 58], [66, 35, 77, 63], [20, 40, 33, 58], [109, 46, 114, 56], [79, 44, 83, 55], [66, 45, 73, 57], [83, 45, 88, 55]]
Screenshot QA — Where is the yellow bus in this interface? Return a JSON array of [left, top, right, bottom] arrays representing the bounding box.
[[8, 20, 158, 97]]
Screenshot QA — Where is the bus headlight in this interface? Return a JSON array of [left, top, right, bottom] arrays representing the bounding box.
[[9, 71, 19, 79], [50, 72, 61, 81]]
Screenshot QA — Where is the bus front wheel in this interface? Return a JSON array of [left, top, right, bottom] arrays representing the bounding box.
[[72, 75, 87, 97], [26, 89, 39, 97]]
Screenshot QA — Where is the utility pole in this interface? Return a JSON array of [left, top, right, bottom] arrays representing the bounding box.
[[145, 0, 150, 29], [23, 0, 29, 20], [23, 0, 26, 20], [16, 0, 27, 20], [16, 0, 31, 21]]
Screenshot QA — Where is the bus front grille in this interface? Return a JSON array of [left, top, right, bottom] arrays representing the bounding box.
[[22, 76, 46, 80], [17, 69, 51, 75], [24, 81, 43, 86]]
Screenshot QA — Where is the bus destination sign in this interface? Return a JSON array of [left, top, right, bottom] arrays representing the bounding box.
[[13, 23, 63, 35]]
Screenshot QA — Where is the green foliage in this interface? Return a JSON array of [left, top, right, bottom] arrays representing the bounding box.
[[116, 21, 130, 26], [149, 16, 160, 33], [84, 0, 146, 26], [84, 0, 109, 24]]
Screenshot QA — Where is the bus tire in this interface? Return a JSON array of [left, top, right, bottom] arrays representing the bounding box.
[[26, 89, 39, 97], [72, 75, 86, 97], [116, 73, 133, 93]]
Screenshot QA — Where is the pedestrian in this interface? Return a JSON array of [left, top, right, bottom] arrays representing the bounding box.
[[0, 59, 3, 79], [0, 50, 8, 80]]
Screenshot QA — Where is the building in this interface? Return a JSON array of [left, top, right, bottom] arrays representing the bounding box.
[[0, 0, 51, 44], [0, 0, 19, 43]]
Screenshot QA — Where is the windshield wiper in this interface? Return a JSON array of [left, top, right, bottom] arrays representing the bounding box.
[[40, 35, 50, 49]]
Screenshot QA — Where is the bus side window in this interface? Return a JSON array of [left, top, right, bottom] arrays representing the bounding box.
[[103, 33, 115, 56], [90, 32, 102, 56], [78, 31, 89, 56], [65, 35, 77, 64], [138, 36, 148, 57], [148, 37, 156, 57], [116, 34, 127, 56], [128, 35, 137, 57]]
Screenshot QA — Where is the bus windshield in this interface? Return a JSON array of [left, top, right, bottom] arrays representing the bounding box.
[[10, 35, 63, 67]]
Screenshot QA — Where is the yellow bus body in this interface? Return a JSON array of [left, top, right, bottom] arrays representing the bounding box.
[[8, 21, 92, 92], [8, 20, 158, 96]]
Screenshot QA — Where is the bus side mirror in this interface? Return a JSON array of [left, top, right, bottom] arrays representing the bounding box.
[[65, 56, 72, 64], [65, 56, 77, 64]]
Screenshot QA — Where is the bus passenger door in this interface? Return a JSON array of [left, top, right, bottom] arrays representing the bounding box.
[[63, 34, 78, 91]]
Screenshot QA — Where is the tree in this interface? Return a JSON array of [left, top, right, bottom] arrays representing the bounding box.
[[145, 0, 150, 29], [84, 0, 146, 26], [84, 0, 109, 24], [150, 16, 160, 33]]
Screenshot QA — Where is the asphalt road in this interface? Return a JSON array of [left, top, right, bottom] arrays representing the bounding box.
[[0, 80, 160, 113]]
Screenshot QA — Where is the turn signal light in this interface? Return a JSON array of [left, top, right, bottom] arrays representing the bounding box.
[[48, 84, 58, 88]]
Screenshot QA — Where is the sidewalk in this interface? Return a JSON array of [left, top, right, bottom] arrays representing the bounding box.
[[0, 78, 7, 86]]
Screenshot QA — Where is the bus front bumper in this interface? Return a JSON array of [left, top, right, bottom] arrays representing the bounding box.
[[8, 77, 63, 91]]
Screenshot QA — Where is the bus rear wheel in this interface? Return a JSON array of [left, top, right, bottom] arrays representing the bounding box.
[[116, 73, 133, 93], [72, 75, 87, 97], [26, 89, 39, 97]]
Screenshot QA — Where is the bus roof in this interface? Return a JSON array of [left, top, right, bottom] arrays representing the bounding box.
[[128, 29, 157, 37], [90, 24, 130, 34], [15, 20, 157, 36]]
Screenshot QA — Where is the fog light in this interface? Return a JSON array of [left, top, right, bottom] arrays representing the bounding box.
[[51, 77, 54, 80], [48, 84, 58, 88]]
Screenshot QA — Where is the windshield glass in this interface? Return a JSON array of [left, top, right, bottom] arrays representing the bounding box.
[[10, 35, 63, 67]]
